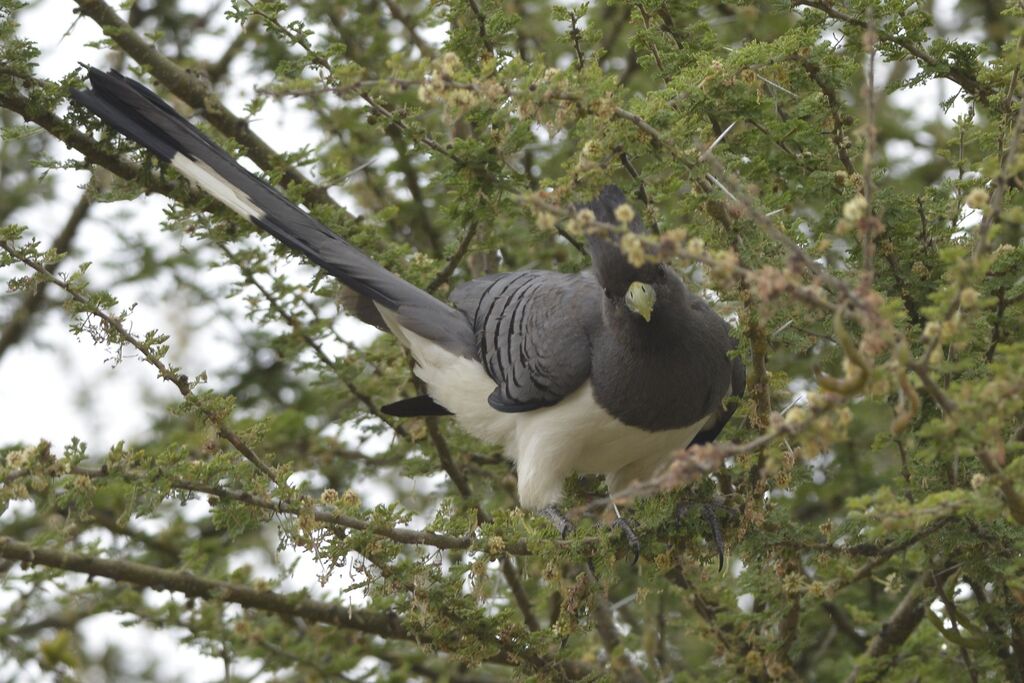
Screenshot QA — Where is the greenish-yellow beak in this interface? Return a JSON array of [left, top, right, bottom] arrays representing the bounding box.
[[625, 281, 656, 322]]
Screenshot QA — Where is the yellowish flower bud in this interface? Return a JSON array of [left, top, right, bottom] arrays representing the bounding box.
[[965, 187, 989, 209], [574, 208, 596, 226], [842, 194, 868, 221], [536, 211, 557, 232], [621, 232, 646, 268], [784, 406, 807, 427], [5, 448, 30, 469], [614, 203, 635, 224], [960, 287, 980, 308], [440, 52, 461, 77]]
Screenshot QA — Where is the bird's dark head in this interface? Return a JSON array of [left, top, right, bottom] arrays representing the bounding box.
[[580, 185, 667, 324]]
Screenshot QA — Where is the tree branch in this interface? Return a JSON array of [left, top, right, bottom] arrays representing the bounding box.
[[843, 579, 926, 683], [0, 239, 279, 483], [0, 184, 91, 361], [73, 0, 339, 213], [792, 0, 994, 106], [0, 535, 422, 647]]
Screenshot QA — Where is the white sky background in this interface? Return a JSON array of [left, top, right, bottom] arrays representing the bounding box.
[[0, 0, 985, 679]]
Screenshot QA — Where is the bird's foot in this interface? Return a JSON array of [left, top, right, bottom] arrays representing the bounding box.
[[611, 515, 641, 565], [542, 504, 641, 565], [541, 505, 574, 538], [702, 503, 726, 572], [676, 501, 732, 572]]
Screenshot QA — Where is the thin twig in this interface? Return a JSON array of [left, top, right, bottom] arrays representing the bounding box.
[[0, 240, 279, 483], [382, 0, 436, 57], [0, 185, 91, 361], [427, 220, 480, 293], [74, 0, 339, 212], [860, 14, 879, 291]]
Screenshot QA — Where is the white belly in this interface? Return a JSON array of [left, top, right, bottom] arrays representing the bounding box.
[[382, 315, 707, 509], [524, 383, 703, 475], [509, 383, 705, 507]]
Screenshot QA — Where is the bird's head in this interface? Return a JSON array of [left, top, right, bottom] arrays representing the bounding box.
[[580, 185, 668, 325], [624, 280, 657, 322]]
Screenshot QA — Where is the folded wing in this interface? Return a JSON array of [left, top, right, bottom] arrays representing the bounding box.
[[450, 271, 602, 412]]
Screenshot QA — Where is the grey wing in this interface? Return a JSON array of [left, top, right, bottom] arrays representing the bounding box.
[[450, 271, 601, 412]]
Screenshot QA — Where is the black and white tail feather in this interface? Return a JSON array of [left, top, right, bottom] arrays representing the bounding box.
[[72, 68, 476, 364]]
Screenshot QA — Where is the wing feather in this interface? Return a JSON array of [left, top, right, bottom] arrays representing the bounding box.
[[450, 271, 601, 413]]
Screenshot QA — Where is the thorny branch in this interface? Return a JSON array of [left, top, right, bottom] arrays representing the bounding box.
[[0, 239, 279, 483], [74, 0, 340, 212], [0, 534, 518, 667], [0, 184, 91, 361], [792, 0, 994, 106]]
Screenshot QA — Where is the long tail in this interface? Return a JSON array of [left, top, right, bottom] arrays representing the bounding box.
[[71, 68, 475, 358]]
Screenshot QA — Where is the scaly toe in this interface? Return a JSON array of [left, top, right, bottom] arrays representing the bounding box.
[[540, 505, 574, 538], [701, 504, 726, 572], [612, 517, 641, 565]]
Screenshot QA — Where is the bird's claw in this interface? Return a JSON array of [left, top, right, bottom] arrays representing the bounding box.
[[701, 503, 726, 572], [541, 505, 574, 538], [612, 516, 641, 565], [676, 500, 731, 572]]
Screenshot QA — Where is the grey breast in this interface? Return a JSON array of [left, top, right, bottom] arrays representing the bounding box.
[[589, 276, 736, 432]]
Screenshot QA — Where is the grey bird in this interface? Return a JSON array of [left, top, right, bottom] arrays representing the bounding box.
[[71, 69, 744, 536]]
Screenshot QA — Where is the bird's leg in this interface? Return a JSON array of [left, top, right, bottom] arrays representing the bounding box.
[[611, 501, 641, 565], [541, 505, 574, 538], [542, 503, 640, 564], [702, 504, 726, 572]]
